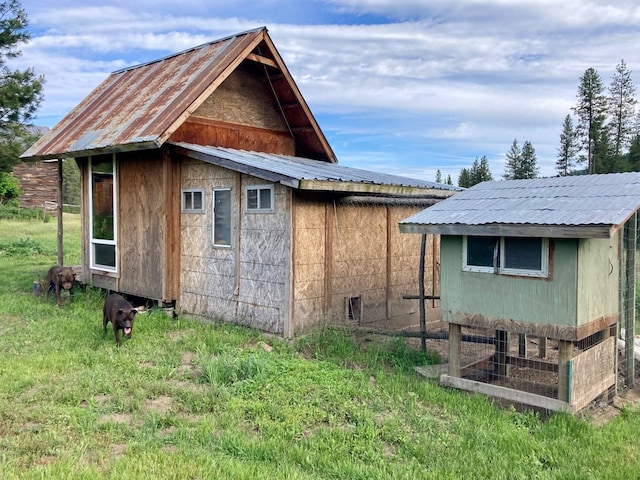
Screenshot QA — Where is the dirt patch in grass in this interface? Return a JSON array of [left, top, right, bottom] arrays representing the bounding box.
[[98, 413, 134, 425], [585, 382, 640, 426], [146, 396, 173, 414]]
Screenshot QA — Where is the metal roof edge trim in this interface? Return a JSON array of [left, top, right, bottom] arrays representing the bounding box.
[[398, 223, 614, 239]]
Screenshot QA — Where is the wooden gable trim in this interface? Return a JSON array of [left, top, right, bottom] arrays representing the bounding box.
[[259, 32, 337, 164], [157, 31, 268, 147]]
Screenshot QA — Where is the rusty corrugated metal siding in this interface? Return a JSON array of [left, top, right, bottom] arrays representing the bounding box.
[[22, 28, 266, 159]]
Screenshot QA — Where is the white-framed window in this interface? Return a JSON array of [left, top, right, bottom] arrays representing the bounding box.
[[182, 189, 204, 213], [89, 155, 117, 271], [213, 188, 232, 247], [463, 236, 549, 278], [245, 184, 274, 213]]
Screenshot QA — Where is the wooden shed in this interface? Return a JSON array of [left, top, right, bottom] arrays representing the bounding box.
[[400, 173, 640, 412], [21, 27, 458, 337]]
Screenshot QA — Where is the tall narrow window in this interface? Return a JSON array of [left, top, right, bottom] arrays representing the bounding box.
[[213, 188, 232, 247], [90, 156, 116, 270]]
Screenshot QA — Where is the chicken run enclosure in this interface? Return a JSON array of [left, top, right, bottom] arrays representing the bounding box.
[[398, 174, 640, 413]]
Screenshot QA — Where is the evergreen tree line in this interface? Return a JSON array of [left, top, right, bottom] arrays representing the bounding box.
[[559, 60, 639, 175], [435, 59, 639, 188]]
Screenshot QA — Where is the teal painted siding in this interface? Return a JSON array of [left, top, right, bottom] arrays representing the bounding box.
[[441, 236, 578, 327], [576, 234, 619, 326]]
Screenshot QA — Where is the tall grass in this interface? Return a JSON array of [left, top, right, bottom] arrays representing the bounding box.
[[1, 215, 640, 479]]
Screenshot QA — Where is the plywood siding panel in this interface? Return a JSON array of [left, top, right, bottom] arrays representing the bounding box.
[[576, 236, 619, 326], [440, 236, 578, 332], [292, 198, 326, 334], [118, 152, 164, 299], [179, 158, 290, 335]]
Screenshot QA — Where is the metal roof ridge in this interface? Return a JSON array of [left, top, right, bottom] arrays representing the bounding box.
[[111, 26, 267, 75]]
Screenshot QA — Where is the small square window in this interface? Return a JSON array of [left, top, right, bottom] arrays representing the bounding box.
[[245, 185, 273, 212], [182, 189, 204, 213]]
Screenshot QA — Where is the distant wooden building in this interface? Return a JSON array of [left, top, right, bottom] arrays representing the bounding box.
[[22, 27, 458, 337], [13, 160, 57, 211], [400, 173, 640, 412]]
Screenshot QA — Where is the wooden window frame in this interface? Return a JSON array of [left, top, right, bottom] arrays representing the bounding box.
[[181, 188, 204, 213], [463, 236, 549, 278]]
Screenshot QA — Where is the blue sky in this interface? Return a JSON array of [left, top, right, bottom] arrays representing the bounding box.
[[13, 0, 640, 182]]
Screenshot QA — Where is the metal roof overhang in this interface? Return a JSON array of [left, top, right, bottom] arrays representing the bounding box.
[[398, 222, 619, 239], [28, 140, 161, 161], [170, 143, 445, 196]]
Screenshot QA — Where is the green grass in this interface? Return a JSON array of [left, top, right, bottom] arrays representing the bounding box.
[[1, 215, 640, 479]]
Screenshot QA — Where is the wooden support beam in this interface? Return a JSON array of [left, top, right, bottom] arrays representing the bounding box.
[[538, 337, 548, 358], [558, 340, 574, 403], [449, 323, 462, 378], [246, 53, 279, 69]]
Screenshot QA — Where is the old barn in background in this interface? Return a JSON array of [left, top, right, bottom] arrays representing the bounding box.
[[22, 27, 458, 337]]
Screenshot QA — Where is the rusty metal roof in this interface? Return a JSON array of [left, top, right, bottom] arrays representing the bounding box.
[[399, 172, 640, 238], [22, 27, 336, 163], [171, 143, 460, 196]]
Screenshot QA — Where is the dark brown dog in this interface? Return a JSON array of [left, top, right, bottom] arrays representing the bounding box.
[[45, 265, 77, 307], [103, 294, 137, 347]]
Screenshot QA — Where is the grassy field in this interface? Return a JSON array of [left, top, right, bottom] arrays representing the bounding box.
[[1, 214, 640, 479]]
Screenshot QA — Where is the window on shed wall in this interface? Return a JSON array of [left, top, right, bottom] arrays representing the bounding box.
[[89, 155, 117, 271], [245, 185, 274, 212], [213, 188, 232, 247], [463, 236, 548, 278], [182, 189, 204, 213]]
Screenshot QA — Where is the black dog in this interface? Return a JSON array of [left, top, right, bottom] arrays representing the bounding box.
[[45, 265, 77, 307], [103, 294, 137, 346]]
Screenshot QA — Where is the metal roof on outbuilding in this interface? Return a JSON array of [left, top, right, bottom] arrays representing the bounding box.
[[21, 27, 336, 163], [170, 142, 461, 196], [399, 172, 640, 238]]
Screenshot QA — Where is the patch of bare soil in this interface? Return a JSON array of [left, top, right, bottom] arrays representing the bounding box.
[[584, 382, 640, 426], [146, 396, 173, 414], [98, 413, 134, 425]]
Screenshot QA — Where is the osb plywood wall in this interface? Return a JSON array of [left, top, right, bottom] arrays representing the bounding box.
[[194, 66, 289, 132], [117, 153, 165, 299], [292, 200, 326, 333], [292, 197, 440, 335], [179, 159, 290, 335]]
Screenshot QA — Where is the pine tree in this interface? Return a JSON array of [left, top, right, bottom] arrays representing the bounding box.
[[573, 68, 608, 174], [470, 156, 492, 185], [0, 0, 44, 173], [504, 139, 538, 179], [503, 139, 521, 180], [608, 59, 637, 161], [435, 169, 442, 183], [458, 168, 471, 188], [520, 141, 539, 179], [446, 174, 453, 185], [557, 115, 579, 176]]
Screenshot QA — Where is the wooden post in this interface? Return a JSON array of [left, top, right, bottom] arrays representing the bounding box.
[[624, 213, 637, 386], [538, 337, 548, 358], [57, 158, 64, 266], [419, 234, 427, 352], [558, 340, 574, 403], [448, 322, 461, 377], [496, 330, 510, 377], [518, 334, 527, 358]]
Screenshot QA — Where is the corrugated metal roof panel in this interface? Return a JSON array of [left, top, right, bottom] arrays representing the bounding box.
[[400, 172, 640, 238], [171, 143, 461, 194], [22, 28, 266, 159]]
